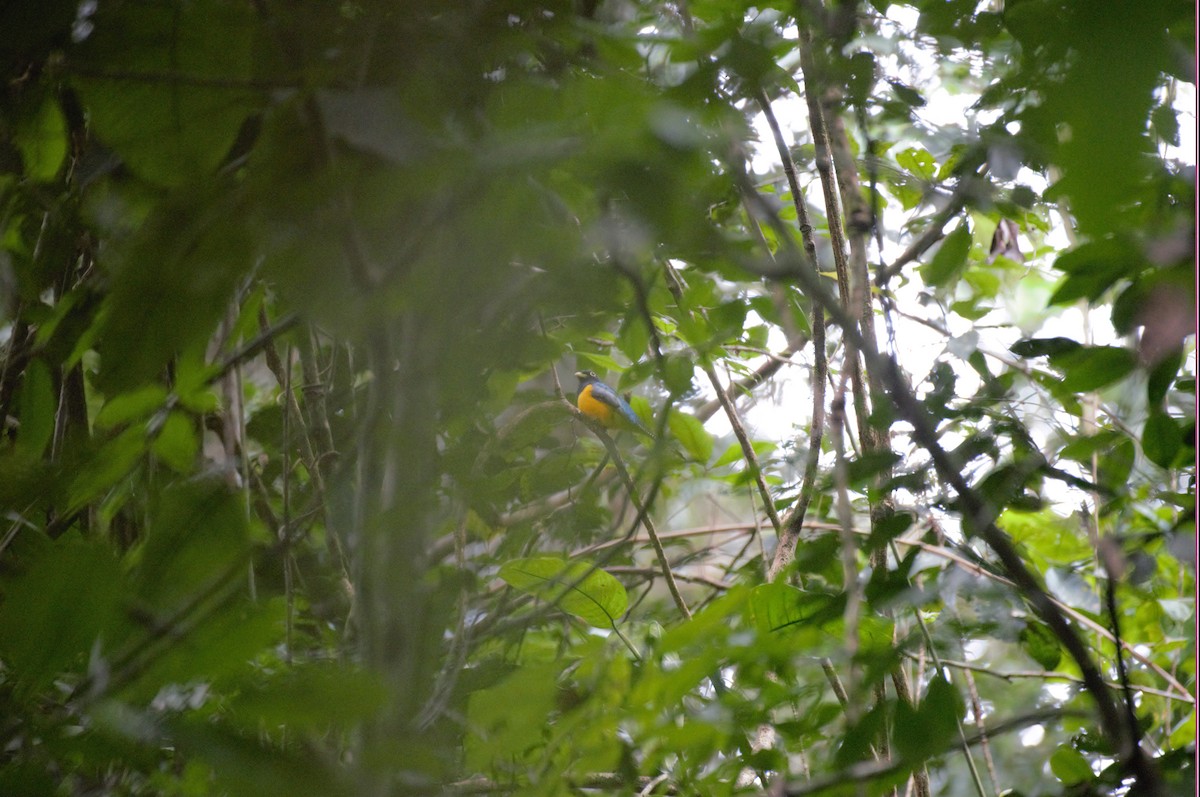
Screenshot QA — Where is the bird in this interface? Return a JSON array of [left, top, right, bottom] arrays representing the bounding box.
[[574, 370, 654, 438]]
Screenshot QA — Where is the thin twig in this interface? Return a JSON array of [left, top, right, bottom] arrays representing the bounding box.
[[750, 88, 828, 579]]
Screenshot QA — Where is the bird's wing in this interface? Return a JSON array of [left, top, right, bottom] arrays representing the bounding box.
[[586, 380, 623, 409]]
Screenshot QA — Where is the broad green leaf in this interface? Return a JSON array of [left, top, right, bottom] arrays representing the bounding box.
[[576, 351, 623, 374], [1147, 349, 1183, 406], [95, 385, 170, 429], [15, 358, 54, 457], [836, 702, 888, 767], [0, 536, 123, 693], [1010, 337, 1082, 358], [964, 266, 1001, 298], [133, 479, 252, 613], [894, 675, 961, 761], [617, 312, 650, 361], [662, 356, 695, 395], [1050, 346, 1137, 393], [627, 395, 656, 432], [170, 717, 350, 797], [72, 0, 260, 186], [1050, 744, 1094, 785], [999, 508, 1092, 565], [668, 410, 712, 464], [888, 79, 926, 108], [866, 511, 914, 550], [229, 663, 387, 730], [16, 95, 66, 181], [0, 450, 54, 510], [920, 222, 972, 287], [120, 600, 281, 703], [151, 411, 200, 473], [1048, 239, 1134, 305], [1142, 412, 1181, 469], [657, 588, 749, 653], [1058, 430, 1125, 464], [67, 425, 146, 512], [465, 662, 559, 772], [499, 557, 628, 628], [845, 450, 902, 486], [895, 147, 935, 180], [96, 187, 254, 392], [713, 439, 776, 468], [1158, 598, 1193, 623], [1098, 437, 1137, 489], [1043, 4, 1167, 236], [1018, 620, 1062, 670], [750, 583, 844, 634], [709, 300, 748, 342]]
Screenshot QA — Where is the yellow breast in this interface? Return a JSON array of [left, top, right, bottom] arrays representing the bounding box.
[[577, 384, 616, 426]]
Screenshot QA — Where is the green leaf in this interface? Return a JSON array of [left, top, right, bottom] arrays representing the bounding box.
[[1050, 346, 1137, 392], [999, 508, 1092, 565], [713, 439, 776, 468], [867, 511, 914, 550], [15, 358, 54, 457], [1019, 620, 1062, 670], [919, 222, 972, 287], [895, 675, 962, 761], [662, 356, 695, 396], [97, 187, 254, 392], [229, 664, 387, 730], [72, 0, 260, 186], [133, 480, 252, 614], [845, 450, 901, 486], [750, 583, 844, 634], [895, 147, 935, 180], [16, 95, 66, 181], [1058, 430, 1124, 464], [576, 351, 624, 374], [1098, 437, 1136, 489], [0, 536, 124, 693], [95, 385, 170, 429], [1147, 348, 1183, 406], [709, 300, 748, 342], [1050, 744, 1094, 785], [170, 717, 350, 797], [1010, 337, 1082, 358], [67, 425, 147, 512], [1151, 103, 1180, 146], [1142, 412, 1181, 469], [1158, 598, 1193, 623], [499, 557, 628, 628], [836, 702, 888, 767], [151, 411, 200, 473], [1048, 239, 1140, 305], [668, 410, 713, 464], [466, 662, 560, 772], [887, 79, 926, 108], [616, 312, 650, 361], [121, 600, 282, 703]]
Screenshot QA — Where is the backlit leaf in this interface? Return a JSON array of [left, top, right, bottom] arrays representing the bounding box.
[[499, 557, 628, 628]]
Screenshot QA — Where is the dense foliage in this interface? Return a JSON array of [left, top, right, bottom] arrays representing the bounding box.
[[0, 0, 1194, 795]]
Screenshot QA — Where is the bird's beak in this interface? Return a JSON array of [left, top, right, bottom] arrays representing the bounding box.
[[574, 371, 586, 379]]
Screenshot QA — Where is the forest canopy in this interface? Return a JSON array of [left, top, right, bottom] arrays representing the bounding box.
[[0, 1, 1194, 795]]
